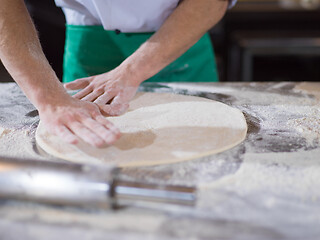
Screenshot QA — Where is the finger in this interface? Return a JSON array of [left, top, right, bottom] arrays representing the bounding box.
[[95, 115, 121, 137], [64, 78, 90, 90], [113, 90, 136, 105], [94, 91, 115, 105], [81, 91, 100, 102], [100, 103, 129, 116], [73, 87, 93, 99], [54, 125, 78, 145], [82, 118, 119, 145], [107, 92, 130, 115], [69, 121, 105, 148]]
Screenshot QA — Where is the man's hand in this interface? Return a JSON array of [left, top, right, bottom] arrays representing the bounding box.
[[65, 0, 228, 110], [0, 0, 120, 148], [39, 96, 120, 148], [64, 68, 140, 116]]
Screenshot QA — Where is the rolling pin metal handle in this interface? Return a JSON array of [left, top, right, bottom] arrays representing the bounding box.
[[0, 156, 196, 208], [114, 179, 196, 206]]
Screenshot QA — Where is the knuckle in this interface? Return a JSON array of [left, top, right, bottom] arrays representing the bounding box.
[[88, 80, 95, 88], [64, 114, 76, 122], [78, 112, 89, 120], [67, 138, 78, 145], [89, 108, 99, 118], [82, 78, 91, 83], [88, 106, 100, 116], [95, 86, 105, 94], [55, 127, 70, 138], [64, 111, 76, 119], [91, 111, 100, 118], [56, 126, 65, 134], [70, 121, 81, 129]]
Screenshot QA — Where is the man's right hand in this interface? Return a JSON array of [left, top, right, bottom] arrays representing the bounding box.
[[0, 0, 120, 148], [38, 96, 121, 148]]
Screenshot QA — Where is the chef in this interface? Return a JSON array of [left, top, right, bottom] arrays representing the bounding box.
[[0, 0, 236, 148]]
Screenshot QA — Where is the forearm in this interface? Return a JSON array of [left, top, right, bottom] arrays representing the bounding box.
[[0, 0, 69, 111], [118, 0, 228, 84], [0, 0, 121, 147]]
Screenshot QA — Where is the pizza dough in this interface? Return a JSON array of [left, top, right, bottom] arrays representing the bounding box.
[[36, 92, 247, 167]]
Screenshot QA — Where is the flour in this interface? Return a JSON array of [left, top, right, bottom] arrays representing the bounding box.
[[0, 127, 11, 138], [194, 82, 320, 219], [2, 82, 320, 239], [166, 83, 235, 94], [0, 126, 42, 160], [288, 111, 320, 145], [199, 147, 320, 214], [283, 83, 320, 145]]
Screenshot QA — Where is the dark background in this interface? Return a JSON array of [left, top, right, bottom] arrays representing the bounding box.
[[1, 0, 320, 82]]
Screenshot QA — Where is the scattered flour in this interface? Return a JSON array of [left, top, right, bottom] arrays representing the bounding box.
[[0, 126, 42, 159], [0, 127, 11, 138], [288, 112, 320, 145], [285, 82, 320, 145], [200, 148, 320, 204], [1, 82, 320, 239]]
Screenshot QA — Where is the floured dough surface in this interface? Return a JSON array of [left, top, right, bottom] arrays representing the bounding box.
[[36, 92, 247, 167]]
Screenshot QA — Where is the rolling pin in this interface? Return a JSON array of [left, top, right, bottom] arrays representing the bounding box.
[[0, 156, 196, 209]]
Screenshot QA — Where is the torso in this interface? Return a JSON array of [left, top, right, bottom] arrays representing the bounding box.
[[55, 0, 237, 33], [54, 0, 180, 32]]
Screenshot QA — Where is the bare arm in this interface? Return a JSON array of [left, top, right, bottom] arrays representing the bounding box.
[[121, 0, 228, 82], [66, 0, 228, 115], [0, 0, 120, 147]]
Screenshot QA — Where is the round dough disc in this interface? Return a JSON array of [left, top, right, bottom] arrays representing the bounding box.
[[36, 92, 247, 167]]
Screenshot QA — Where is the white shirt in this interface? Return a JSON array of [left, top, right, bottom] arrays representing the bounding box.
[[55, 0, 237, 33]]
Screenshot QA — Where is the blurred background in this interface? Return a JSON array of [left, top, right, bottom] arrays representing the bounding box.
[[0, 0, 319, 82]]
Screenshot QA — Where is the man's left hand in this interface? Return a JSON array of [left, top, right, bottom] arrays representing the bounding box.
[[64, 68, 140, 116]]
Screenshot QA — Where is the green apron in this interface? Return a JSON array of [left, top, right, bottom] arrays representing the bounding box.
[[63, 25, 219, 83]]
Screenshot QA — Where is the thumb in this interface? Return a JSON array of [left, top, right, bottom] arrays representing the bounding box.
[[99, 103, 129, 116]]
